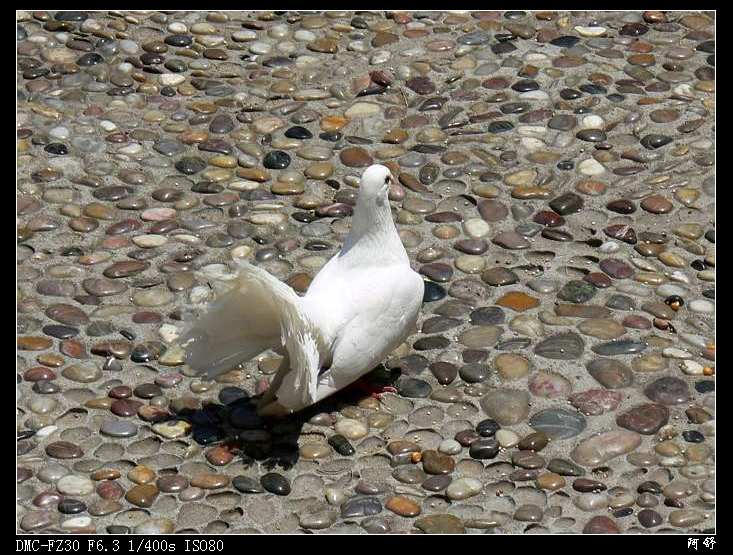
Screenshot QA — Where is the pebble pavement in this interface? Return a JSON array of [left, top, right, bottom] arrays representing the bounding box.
[[17, 10, 715, 534]]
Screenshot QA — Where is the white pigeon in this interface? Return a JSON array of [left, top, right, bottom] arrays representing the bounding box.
[[180, 164, 425, 416]]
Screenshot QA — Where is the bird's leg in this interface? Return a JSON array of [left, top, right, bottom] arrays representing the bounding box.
[[256, 352, 290, 414]]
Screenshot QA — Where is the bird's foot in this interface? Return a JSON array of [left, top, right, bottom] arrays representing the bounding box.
[[372, 385, 397, 399], [350, 377, 398, 399], [370, 385, 398, 399], [255, 377, 271, 396]]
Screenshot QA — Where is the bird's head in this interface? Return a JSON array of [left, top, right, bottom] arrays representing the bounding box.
[[358, 164, 393, 206]]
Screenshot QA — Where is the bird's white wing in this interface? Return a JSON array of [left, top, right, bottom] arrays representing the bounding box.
[[275, 285, 323, 406], [180, 262, 325, 403]]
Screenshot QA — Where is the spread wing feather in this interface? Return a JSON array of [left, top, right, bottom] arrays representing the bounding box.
[[180, 262, 325, 404]]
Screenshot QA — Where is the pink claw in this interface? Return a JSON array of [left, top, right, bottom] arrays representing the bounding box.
[[370, 385, 398, 399], [256, 378, 270, 395]]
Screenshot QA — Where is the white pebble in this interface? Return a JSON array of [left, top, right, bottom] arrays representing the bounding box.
[[118, 143, 143, 155], [171, 234, 201, 245], [578, 158, 606, 176], [201, 34, 225, 46], [277, 41, 296, 55], [463, 218, 491, 238], [61, 517, 92, 530], [669, 270, 692, 284], [395, 65, 412, 80], [190, 59, 211, 70], [662, 347, 693, 359], [80, 18, 102, 32], [551, 132, 574, 148], [496, 429, 519, 448], [48, 126, 70, 140], [517, 125, 547, 137], [617, 282, 652, 296], [454, 45, 474, 57], [402, 47, 425, 57], [159, 73, 186, 86], [689, 299, 714, 313], [574, 26, 607, 36], [325, 487, 348, 505], [335, 418, 368, 440], [167, 22, 188, 33], [673, 84, 696, 100], [35, 425, 58, 438], [249, 41, 272, 55], [345, 102, 381, 119], [658, 455, 686, 467], [57, 475, 94, 496], [446, 478, 483, 500], [232, 30, 257, 42], [520, 90, 550, 101], [268, 23, 290, 39], [680, 360, 704, 375], [119, 39, 139, 54], [248, 213, 287, 225], [294, 30, 316, 42], [370, 50, 391, 64], [437, 350, 462, 364], [230, 245, 253, 260], [439, 439, 462, 455], [630, 257, 658, 271], [132, 234, 167, 248], [158, 324, 180, 344], [599, 241, 620, 253], [227, 180, 260, 192], [524, 52, 549, 63], [580, 115, 605, 129], [521, 137, 545, 151], [656, 283, 688, 297], [679, 333, 712, 350], [99, 120, 117, 132]]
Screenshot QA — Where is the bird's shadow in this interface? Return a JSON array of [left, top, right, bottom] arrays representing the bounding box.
[[170, 365, 402, 471]]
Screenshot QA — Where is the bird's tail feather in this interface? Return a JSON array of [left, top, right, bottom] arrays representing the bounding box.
[[180, 262, 323, 404]]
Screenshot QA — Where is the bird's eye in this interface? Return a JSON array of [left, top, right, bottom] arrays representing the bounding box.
[[384, 175, 391, 185]]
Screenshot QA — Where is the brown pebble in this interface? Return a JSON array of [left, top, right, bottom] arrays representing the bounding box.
[[125, 484, 159, 508], [386, 495, 422, 517], [190, 473, 230, 489]]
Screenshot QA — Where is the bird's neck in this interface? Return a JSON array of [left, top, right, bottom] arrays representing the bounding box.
[[341, 197, 408, 265]]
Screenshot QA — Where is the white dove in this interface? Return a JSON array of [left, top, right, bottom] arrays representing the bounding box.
[[180, 164, 425, 416]]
